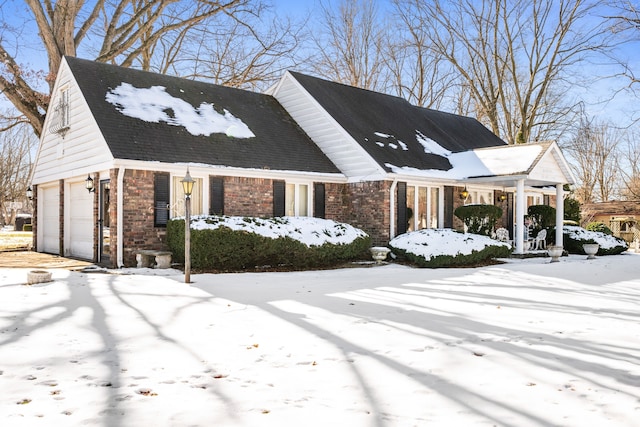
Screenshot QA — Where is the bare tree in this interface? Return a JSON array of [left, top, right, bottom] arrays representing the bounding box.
[[309, 0, 388, 91], [562, 115, 622, 203], [619, 130, 640, 199], [0, 0, 253, 137], [181, 6, 307, 90], [385, 3, 456, 109], [0, 121, 37, 226], [394, 0, 611, 144]]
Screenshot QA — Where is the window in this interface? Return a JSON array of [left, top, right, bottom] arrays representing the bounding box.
[[406, 185, 441, 231], [526, 194, 542, 207], [273, 180, 311, 217], [49, 86, 70, 135], [465, 189, 493, 205], [286, 183, 309, 216], [172, 176, 203, 217]]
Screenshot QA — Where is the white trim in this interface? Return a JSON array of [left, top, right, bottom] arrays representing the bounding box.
[[515, 179, 526, 254], [117, 167, 125, 268]]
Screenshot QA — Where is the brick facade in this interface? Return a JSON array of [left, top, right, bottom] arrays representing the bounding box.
[[78, 169, 564, 268], [223, 176, 274, 217], [120, 169, 169, 267]]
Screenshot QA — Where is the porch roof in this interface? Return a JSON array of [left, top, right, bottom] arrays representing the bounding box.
[[385, 141, 575, 187]]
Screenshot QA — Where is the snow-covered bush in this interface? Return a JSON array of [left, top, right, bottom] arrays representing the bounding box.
[[167, 215, 370, 271], [389, 228, 511, 268], [561, 225, 627, 255]]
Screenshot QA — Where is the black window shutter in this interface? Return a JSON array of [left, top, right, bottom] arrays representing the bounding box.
[[154, 172, 170, 227], [209, 177, 224, 215], [313, 183, 325, 218], [443, 186, 454, 229], [396, 182, 407, 235], [273, 180, 285, 217]]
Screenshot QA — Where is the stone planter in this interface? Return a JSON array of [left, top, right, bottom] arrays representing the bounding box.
[[370, 246, 391, 264], [547, 245, 563, 263], [27, 270, 52, 285], [583, 243, 599, 260]]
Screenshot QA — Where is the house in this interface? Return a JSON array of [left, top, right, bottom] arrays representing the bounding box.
[[581, 201, 640, 243], [30, 57, 575, 268]]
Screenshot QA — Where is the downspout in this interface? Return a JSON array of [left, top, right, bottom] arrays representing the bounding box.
[[389, 179, 398, 240], [117, 167, 125, 268]]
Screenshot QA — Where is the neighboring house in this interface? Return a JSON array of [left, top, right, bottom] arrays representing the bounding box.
[[30, 57, 575, 267], [581, 201, 640, 243]]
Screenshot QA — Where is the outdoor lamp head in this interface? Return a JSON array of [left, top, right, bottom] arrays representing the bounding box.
[[85, 174, 95, 193], [460, 187, 469, 200], [26, 186, 33, 200], [181, 169, 195, 197]]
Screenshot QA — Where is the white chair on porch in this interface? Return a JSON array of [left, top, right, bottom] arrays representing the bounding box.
[[531, 229, 547, 251], [495, 227, 509, 243]]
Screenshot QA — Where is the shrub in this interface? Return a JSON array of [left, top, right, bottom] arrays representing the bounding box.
[[586, 222, 612, 235], [559, 225, 627, 255], [527, 205, 556, 234], [564, 197, 581, 223], [454, 205, 503, 236], [389, 228, 512, 268], [167, 216, 371, 271]]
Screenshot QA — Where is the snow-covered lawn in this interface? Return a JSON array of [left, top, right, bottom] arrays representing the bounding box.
[[1, 252, 639, 426]]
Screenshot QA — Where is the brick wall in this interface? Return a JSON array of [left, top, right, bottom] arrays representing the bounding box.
[[223, 176, 274, 217], [121, 169, 169, 267], [323, 181, 391, 245]]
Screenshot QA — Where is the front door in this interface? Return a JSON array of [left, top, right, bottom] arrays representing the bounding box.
[[99, 180, 111, 264]]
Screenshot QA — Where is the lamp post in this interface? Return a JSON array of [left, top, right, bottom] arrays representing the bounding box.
[[181, 169, 195, 284]]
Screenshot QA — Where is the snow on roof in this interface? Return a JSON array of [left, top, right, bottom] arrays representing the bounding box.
[[386, 143, 543, 180], [416, 131, 452, 157], [105, 82, 255, 138]]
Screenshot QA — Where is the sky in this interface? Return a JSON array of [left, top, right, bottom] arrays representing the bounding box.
[[0, 0, 638, 130], [2, 248, 639, 426]]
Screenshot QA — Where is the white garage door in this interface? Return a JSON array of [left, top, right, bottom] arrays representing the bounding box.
[[40, 185, 60, 254], [68, 182, 93, 260]]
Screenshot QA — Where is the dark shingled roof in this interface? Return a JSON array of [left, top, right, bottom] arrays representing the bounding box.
[[64, 57, 340, 174], [289, 71, 508, 172]]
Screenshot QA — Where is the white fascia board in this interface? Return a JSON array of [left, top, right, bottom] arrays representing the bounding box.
[[112, 159, 348, 183], [31, 160, 117, 185]]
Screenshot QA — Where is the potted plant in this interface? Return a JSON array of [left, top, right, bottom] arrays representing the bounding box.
[[547, 245, 563, 262], [583, 243, 599, 260]]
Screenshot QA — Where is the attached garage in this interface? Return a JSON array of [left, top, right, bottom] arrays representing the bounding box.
[[38, 184, 60, 254], [65, 181, 94, 260]]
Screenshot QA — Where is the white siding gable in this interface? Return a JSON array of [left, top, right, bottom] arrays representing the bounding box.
[[32, 57, 114, 185], [528, 143, 576, 186], [271, 72, 385, 180]]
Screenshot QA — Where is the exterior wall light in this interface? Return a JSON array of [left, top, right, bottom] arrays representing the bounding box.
[[460, 186, 469, 200], [85, 174, 95, 193]]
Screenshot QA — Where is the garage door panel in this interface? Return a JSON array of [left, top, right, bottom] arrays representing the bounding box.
[[40, 186, 59, 254], [68, 182, 93, 260]]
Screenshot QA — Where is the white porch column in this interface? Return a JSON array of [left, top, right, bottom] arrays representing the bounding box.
[[514, 179, 526, 254], [555, 184, 564, 247]]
